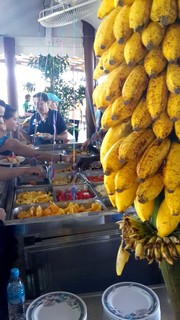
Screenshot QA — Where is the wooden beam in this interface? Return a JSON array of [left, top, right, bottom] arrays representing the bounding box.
[[82, 21, 96, 139]]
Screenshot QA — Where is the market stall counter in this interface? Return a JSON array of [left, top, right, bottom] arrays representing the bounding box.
[[3, 154, 164, 302]]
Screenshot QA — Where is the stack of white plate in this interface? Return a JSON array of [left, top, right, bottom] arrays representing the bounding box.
[[26, 291, 87, 320], [102, 282, 161, 320]]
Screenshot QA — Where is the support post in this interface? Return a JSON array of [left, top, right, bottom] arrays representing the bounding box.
[[3, 37, 18, 111], [82, 21, 96, 139]]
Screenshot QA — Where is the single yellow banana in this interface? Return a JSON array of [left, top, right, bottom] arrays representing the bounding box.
[[124, 32, 146, 66], [174, 120, 180, 140], [101, 47, 121, 74], [166, 64, 180, 94], [144, 46, 167, 78], [167, 93, 180, 121], [150, 0, 177, 26], [136, 173, 164, 203], [104, 171, 117, 195], [101, 104, 114, 130], [162, 23, 180, 63], [105, 63, 134, 102], [107, 40, 125, 65], [146, 72, 168, 120], [93, 83, 110, 110], [111, 95, 137, 123], [97, 0, 115, 19], [134, 197, 154, 222], [102, 138, 125, 175], [94, 7, 121, 57], [152, 111, 173, 140], [115, 0, 135, 6], [118, 129, 155, 163], [92, 83, 104, 105], [115, 160, 138, 192], [136, 138, 171, 181], [93, 60, 105, 80], [141, 21, 165, 50], [109, 194, 116, 207], [156, 199, 180, 238], [103, 60, 121, 74], [131, 97, 152, 131], [178, 0, 180, 18], [116, 182, 139, 212], [163, 142, 180, 193], [100, 119, 132, 161], [129, 0, 153, 32], [122, 65, 149, 105], [113, 5, 132, 44], [116, 244, 130, 277], [165, 186, 180, 216]]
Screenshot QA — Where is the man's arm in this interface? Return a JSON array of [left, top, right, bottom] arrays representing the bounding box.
[[19, 128, 32, 144], [56, 111, 68, 142]]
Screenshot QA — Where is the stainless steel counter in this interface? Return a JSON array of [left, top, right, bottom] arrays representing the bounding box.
[[82, 285, 175, 320]]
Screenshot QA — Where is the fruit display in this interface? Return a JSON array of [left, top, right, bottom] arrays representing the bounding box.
[[86, 175, 104, 183], [15, 190, 53, 205], [93, 0, 180, 270], [55, 189, 93, 201], [16, 202, 102, 219]]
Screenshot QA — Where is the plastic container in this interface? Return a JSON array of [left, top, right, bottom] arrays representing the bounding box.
[[7, 268, 26, 320]]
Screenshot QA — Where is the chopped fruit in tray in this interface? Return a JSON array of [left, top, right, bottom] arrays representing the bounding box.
[[17, 202, 102, 219], [94, 184, 108, 197], [86, 176, 104, 182], [52, 176, 77, 185], [56, 190, 93, 201], [15, 191, 53, 205]]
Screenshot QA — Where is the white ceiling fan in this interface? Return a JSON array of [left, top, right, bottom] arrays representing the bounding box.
[[38, 0, 99, 28]]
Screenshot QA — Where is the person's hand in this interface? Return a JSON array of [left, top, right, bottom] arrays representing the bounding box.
[[41, 133, 54, 140], [75, 156, 95, 170], [61, 154, 73, 163], [0, 208, 6, 223], [25, 166, 46, 177], [81, 138, 91, 151]]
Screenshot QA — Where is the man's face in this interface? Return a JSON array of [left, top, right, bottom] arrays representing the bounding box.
[[33, 97, 47, 112]]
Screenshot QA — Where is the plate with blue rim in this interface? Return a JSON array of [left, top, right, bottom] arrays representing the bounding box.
[[26, 291, 87, 320], [102, 282, 161, 320]]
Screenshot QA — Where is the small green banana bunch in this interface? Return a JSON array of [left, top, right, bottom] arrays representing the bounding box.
[[117, 215, 180, 273]]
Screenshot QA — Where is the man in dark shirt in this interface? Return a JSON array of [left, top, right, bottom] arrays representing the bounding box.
[[20, 92, 68, 145]]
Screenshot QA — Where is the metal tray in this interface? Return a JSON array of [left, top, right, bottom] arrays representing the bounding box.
[[81, 170, 104, 185], [13, 185, 54, 206], [36, 143, 83, 152], [15, 175, 49, 187], [11, 198, 108, 221], [52, 162, 72, 173], [52, 172, 84, 186], [92, 183, 109, 198], [53, 183, 97, 201]]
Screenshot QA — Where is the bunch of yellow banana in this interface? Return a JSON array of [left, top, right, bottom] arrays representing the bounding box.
[[93, 0, 180, 268]]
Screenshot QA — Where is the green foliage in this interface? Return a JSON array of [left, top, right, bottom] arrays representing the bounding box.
[[23, 82, 36, 92], [25, 54, 85, 120]]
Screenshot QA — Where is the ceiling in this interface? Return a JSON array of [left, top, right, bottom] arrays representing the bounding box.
[[0, 0, 101, 60]]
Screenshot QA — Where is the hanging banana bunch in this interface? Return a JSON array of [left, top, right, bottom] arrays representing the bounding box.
[[93, 0, 180, 272]]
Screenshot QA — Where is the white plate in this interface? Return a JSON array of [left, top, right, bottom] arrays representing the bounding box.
[[0, 156, 25, 166], [102, 282, 161, 320], [26, 291, 87, 320]]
